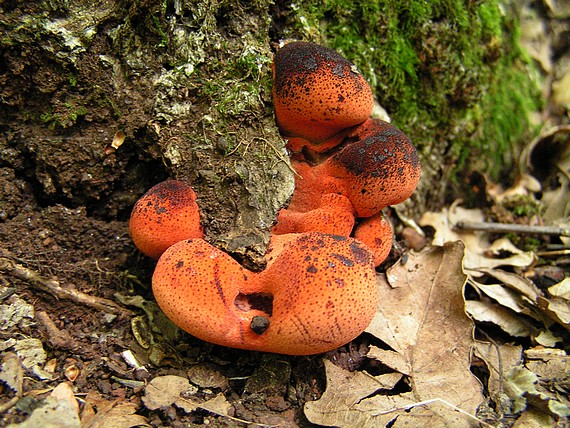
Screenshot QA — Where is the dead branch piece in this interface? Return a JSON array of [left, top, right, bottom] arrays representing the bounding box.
[[0, 257, 132, 317], [372, 398, 494, 428], [454, 221, 570, 237], [35, 310, 79, 351]]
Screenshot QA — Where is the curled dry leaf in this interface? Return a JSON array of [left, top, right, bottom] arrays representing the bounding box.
[[465, 300, 534, 337]]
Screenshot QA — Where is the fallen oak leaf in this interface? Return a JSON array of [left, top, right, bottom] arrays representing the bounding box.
[[304, 359, 403, 427], [143, 375, 268, 426], [82, 401, 149, 428], [304, 360, 487, 428], [142, 375, 198, 413], [365, 241, 484, 419]]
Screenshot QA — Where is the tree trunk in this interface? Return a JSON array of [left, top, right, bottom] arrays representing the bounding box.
[[0, 0, 538, 266]]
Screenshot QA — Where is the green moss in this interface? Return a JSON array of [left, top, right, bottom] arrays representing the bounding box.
[[284, 0, 542, 187], [40, 102, 88, 129]]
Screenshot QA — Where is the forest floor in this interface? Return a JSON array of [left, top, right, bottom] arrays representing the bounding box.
[[1, 3, 569, 428]]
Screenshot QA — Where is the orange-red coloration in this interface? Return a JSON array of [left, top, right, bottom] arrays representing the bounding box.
[[129, 180, 204, 259], [284, 119, 421, 218], [272, 193, 356, 236], [152, 233, 378, 355], [272, 41, 373, 150], [354, 212, 394, 266]]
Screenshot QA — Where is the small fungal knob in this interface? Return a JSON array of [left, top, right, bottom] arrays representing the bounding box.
[[354, 212, 394, 266], [250, 316, 270, 335], [129, 180, 204, 259], [272, 193, 356, 236], [272, 41, 373, 151]]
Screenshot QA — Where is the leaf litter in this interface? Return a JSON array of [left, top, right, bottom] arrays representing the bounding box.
[[304, 106, 569, 426]]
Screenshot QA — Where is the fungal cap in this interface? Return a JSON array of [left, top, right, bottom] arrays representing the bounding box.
[[272, 41, 373, 148], [152, 233, 378, 355], [323, 119, 421, 217], [129, 180, 204, 259]]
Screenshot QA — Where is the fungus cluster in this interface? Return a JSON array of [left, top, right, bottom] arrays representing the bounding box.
[[129, 41, 420, 355]]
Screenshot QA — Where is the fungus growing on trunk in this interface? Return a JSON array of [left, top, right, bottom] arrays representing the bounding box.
[[129, 180, 203, 259], [151, 233, 378, 355]]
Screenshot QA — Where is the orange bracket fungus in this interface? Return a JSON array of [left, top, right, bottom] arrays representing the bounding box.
[[272, 41, 373, 152], [129, 41, 421, 356], [129, 180, 203, 259], [152, 233, 377, 355]]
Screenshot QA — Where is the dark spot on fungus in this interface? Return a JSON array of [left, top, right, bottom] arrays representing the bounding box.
[[331, 253, 354, 267]]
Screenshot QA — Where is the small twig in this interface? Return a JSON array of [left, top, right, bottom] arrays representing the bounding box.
[[35, 310, 79, 351], [536, 249, 570, 257], [454, 221, 570, 237], [0, 256, 132, 317], [372, 397, 494, 427]]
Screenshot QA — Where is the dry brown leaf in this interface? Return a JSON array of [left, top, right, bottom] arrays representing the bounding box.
[[537, 296, 570, 331], [469, 280, 530, 314], [0, 352, 23, 396], [465, 300, 534, 337], [367, 346, 410, 375], [50, 382, 79, 414], [475, 268, 541, 303], [525, 346, 570, 380], [141, 375, 257, 425], [366, 243, 483, 410], [13, 389, 81, 428], [419, 206, 536, 275], [83, 401, 149, 428], [534, 329, 563, 347], [304, 361, 482, 427], [512, 409, 555, 427], [548, 278, 570, 299], [473, 341, 523, 399], [344, 242, 482, 425], [142, 375, 199, 412], [304, 359, 405, 427]]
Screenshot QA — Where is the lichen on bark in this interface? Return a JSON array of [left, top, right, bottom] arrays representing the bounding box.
[[0, 0, 294, 269]]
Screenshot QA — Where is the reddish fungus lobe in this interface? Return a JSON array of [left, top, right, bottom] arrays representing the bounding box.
[[272, 41, 373, 147], [129, 180, 203, 259], [152, 233, 378, 355], [354, 212, 394, 266], [280, 119, 421, 218]]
